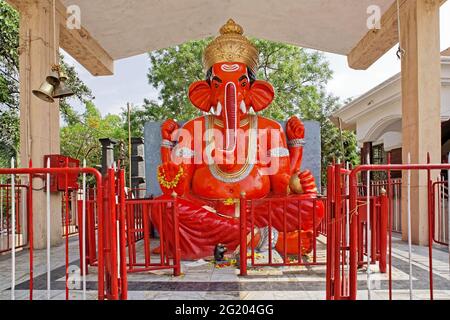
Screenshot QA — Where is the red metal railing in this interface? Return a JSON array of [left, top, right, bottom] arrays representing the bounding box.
[[0, 183, 29, 254], [239, 194, 326, 276], [364, 179, 402, 234], [326, 163, 389, 300], [317, 197, 328, 236], [127, 187, 147, 199], [100, 167, 127, 300], [346, 161, 450, 301], [124, 196, 181, 276], [0, 164, 114, 300], [61, 190, 79, 237], [432, 177, 449, 246], [76, 187, 99, 272]]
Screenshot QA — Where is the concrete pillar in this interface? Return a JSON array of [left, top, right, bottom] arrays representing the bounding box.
[[19, 1, 62, 248], [99, 138, 117, 175], [130, 138, 146, 198], [361, 142, 372, 189], [400, 0, 441, 245]]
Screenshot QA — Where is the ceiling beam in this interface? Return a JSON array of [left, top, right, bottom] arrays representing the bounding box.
[[7, 0, 114, 76], [347, 0, 446, 70]]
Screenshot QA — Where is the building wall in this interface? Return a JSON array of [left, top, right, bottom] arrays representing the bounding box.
[[335, 57, 450, 154]]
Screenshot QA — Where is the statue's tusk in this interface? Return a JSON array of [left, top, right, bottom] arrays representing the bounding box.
[[240, 100, 247, 114], [210, 106, 216, 115], [249, 106, 256, 115], [216, 101, 222, 116]]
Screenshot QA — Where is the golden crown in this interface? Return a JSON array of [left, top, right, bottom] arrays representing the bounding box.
[[203, 19, 259, 73]]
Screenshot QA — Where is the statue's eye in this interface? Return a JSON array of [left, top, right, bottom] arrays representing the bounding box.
[[212, 76, 222, 89], [239, 75, 248, 87]]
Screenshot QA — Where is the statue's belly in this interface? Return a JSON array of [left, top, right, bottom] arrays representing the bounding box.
[[191, 165, 271, 199]]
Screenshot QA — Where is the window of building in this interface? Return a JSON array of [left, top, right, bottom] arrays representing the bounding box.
[[372, 144, 386, 180]]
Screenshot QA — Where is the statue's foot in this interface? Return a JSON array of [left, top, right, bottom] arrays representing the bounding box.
[[275, 230, 314, 255]]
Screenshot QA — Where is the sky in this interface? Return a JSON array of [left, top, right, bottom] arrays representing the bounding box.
[[62, 2, 450, 117]]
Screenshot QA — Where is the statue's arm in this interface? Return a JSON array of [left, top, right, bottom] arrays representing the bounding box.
[[285, 116, 318, 195], [267, 123, 291, 195], [286, 116, 305, 175], [158, 119, 195, 196]]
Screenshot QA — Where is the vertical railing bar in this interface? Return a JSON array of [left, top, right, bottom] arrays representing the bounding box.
[[407, 153, 413, 300], [268, 200, 272, 265], [447, 152, 450, 273], [312, 197, 317, 264], [251, 200, 255, 267], [426, 153, 433, 300], [366, 154, 371, 300], [11, 158, 15, 300], [439, 179, 442, 242], [345, 161, 350, 295], [82, 159, 87, 300], [0, 178, 3, 233], [283, 199, 287, 264], [21, 185, 26, 248], [64, 158, 70, 300], [387, 153, 393, 300], [6, 186, 9, 249], [46, 157, 51, 300], [28, 159, 34, 300], [158, 203, 164, 266], [297, 199, 301, 265]]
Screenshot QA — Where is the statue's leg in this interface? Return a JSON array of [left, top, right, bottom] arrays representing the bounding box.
[[251, 196, 325, 255], [150, 195, 242, 260]]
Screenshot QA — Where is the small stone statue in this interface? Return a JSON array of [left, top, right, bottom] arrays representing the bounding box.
[[214, 243, 227, 262]]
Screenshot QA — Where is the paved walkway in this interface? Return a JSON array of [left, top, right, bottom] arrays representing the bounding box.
[[0, 234, 449, 300]]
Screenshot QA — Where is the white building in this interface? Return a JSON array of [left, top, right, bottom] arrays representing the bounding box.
[[334, 51, 450, 167]]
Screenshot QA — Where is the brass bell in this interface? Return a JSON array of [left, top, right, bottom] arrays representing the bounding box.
[[58, 69, 68, 82], [52, 80, 74, 99], [32, 80, 55, 103], [46, 69, 60, 86]]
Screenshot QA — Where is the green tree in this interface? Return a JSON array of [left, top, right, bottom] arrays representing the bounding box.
[[61, 101, 127, 168], [0, 1, 93, 166], [129, 38, 359, 184]]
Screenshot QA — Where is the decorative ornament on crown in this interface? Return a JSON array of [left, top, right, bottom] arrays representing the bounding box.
[[152, 19, 324, 260]]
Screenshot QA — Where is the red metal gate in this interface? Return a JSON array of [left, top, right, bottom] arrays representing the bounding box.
[[101, 167, 127, 300], [326, 163, 389, 300], [327, 157, 450, 300], [238, 194, 326, 276], [124, 195, 181, 275]]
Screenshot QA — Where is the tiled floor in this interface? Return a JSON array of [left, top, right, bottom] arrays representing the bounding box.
[[0, 234, 449, 300]]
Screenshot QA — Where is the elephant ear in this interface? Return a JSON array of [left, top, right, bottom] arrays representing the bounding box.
[[247, 80, 275, 112], [188, 81, 212, 112]]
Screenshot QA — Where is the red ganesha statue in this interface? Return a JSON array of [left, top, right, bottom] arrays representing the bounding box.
[[152, 19, 324, 260]]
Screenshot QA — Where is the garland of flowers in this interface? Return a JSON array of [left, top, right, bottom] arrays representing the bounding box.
[[157, 165, 184, 189]]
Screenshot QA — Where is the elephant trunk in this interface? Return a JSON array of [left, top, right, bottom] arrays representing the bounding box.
[[224, 82, 237, 152]]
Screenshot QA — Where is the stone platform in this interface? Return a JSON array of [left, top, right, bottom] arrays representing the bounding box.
[[0, 234, 449, 300]]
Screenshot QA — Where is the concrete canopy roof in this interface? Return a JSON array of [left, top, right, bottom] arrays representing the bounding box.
[[61, 0, 394, 61]]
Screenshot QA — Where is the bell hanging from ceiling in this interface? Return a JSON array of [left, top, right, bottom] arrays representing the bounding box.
[[46, 68, 60, 87], [52, 69, 74, 99], [32, 80, 55, 103]]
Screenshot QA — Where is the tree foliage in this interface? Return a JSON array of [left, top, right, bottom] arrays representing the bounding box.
[[0, 1, 93, 167], [60, 101, 127, 169], [128, 38, 359, 184]]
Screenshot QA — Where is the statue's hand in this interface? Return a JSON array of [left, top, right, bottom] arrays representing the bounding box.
[[289, 170, 318, 195], [286, 116, 305, 141], [157, 161, 187, 195], [161, 119, 179, 141]]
